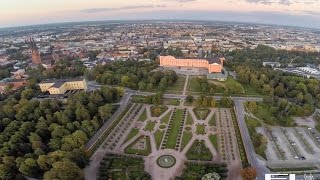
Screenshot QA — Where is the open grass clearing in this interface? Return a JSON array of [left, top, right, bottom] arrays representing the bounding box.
[[165, 109, 184, 149], [123, 128, 139, 144], [155, 130, 165, 150], [161, 110, 172, 124], [144, 121, 156, 132], [180, 131, 192, 151]]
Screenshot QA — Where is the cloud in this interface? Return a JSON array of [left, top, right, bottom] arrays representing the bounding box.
[[244, 0, 293, 5], [81, 5, 167, 13], [301, 11, 320, 16], [165, 0, 197, 2]]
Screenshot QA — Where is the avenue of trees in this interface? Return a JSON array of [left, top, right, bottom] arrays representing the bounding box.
[[0, 86, 123, 179], [87, 60, 178, 91]]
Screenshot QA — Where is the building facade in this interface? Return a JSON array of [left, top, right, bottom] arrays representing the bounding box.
[[30, 38, 42, 65], [159, 56, 224, 73], [39, 77, 87, 95]]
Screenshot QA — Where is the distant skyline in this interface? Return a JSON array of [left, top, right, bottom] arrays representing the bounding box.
[[1, 0, 320, 28]]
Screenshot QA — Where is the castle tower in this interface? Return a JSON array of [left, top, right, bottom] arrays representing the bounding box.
[[30, 37, 42, 65]]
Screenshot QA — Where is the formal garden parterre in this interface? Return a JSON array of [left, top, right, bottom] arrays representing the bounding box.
[[96, 102, 243, 180]]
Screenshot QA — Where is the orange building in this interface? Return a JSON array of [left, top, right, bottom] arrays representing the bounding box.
[[159, 56, 224, 73]]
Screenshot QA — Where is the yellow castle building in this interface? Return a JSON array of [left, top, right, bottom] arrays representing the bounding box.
[[38, 77, 87, 95]]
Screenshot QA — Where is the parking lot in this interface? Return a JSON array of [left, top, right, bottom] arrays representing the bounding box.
[[259, 127, 320, 162]]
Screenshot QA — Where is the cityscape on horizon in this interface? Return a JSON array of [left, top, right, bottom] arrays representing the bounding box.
[[1, 1, 320, 180], [0, 0, 320, 28]]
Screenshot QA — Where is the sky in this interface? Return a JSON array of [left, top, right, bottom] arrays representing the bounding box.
[[0, 0, 320, 28]]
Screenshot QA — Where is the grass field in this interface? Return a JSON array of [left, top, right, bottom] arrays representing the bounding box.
[[186, 76, 203, 93], [163, 98, 180, 106], [209, 134, 219, 150], [253, 103, 294, 126], [186, 140, 213, 161], [155, 130, 165, 150], [161, 110, 172, 124], [196, 124, 206, 135], [165, 109, 184, 149], [186, 111, 193, 125], [208, 113, 216, 126], [138, 108, 147, 122], [123, 128, 139, 143], [124, 136, 152, 156], [165, 75, 186, 94], [180, 131, 192, 151], [144, 121, 156, 132]]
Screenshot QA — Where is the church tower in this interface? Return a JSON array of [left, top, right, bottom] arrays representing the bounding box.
[[30, 37, 42, 65]]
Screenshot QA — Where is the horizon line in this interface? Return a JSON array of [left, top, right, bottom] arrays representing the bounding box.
[[0, 19, 319, 31]]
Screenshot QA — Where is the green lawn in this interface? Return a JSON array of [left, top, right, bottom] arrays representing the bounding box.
[[165, 109, 184, 149], [209, 134, 218, 150], [253, 103, 294, 126], [196, 124, 206, 135], [163, 98, 180, 106], [187, 76, 204, 93], [151, 105, 168, 117], [165, 75, 186, 94], [161, 110, 172, 124], [131, 95, 146, 103], [186, 140, 213, 161], [155, 130, 165, 150], [186, 111, 194, 125], [193, 108, 210, 120], [243, 85, 260, 95], [123, 128, 139, 143], [138, 109, 147, 122], [144, 121, 156, 132], [180, 131, 192, 151], [124, 136, 152, 156], [208, 114, 216, 126]]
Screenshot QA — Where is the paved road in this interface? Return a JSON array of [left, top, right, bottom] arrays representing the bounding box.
[[234, 99, 269, 180]]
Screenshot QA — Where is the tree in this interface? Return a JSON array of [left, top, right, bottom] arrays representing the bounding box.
[[240, 167, 257, 180], [202, 97, 208, 107], [18, 158, 40, 177], [247, 101, 257, 113], [210, 97, 216, 107], [43, 160, 84, 180], [186, 95, 194, 104], [121, 76, 130, 86], [21, 89, 34, 100], [98, 104, 113, 121]]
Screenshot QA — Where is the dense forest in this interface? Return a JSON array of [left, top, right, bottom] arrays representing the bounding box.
[[27, 60, 86, 82], [0, 86, 123, 179], [224, 45, 320, 124], [86, 60, 178, 91], [226, 45, 320, 67]]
